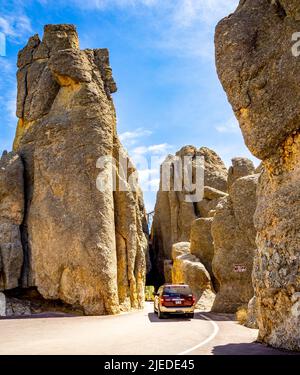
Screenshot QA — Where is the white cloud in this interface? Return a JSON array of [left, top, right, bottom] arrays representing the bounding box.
[[127, 142, 174, 196], [148, 143, 172, 154], [170, 0, 238, 28], [130, 145, 148, 155], [69, 0, 158, 9], [151, 0, 238, 60], [119, 126, 174, 196], [119, 127, 152, 146], [0, 59, 17, 129], [136, 166, 160, 193], [0, 14, 32, 42], [131, 143, 172, 156], [138, 168, 159, 187], [0, 59, 14, 74], [6, 89, 17, 123], [215, 116, 240, 134], [60, 0, 238, 60], [64, 0, 237, 21]]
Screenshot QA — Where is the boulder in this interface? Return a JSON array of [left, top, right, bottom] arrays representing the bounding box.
[[12, 24, 148, 315], [0, 152, 24, 291], [171, 241, 190, 259], [5, 297, 32, 316], [215, 0, 300, 350], [197, 186, 227, 218], [228, 157, 255, 188], [211, 174, 258, 313], [171, 242, 215, 311]]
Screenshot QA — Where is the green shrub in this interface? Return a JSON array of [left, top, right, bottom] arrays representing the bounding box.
[[145, 286, 155, 301]]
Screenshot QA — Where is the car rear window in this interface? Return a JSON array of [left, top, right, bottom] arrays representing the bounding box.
[[163, 286, 192, 296]]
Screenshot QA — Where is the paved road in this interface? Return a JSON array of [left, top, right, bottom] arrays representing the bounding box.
[[0, 302, 297, 355]]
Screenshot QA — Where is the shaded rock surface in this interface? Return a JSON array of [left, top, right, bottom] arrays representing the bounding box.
[[151, 145, 227, 283], [3, 288, 84, 317], [8, 24, 148, 315], [215, 0, 300, 350], [211, 172, 258, 313], [0, 152, 24, 291], [0, 292, 5, 316], [5, 297, 31, 316], [245, 296, 258, 329], [171, 242, 215, 311], [163, 260, 173, 284]]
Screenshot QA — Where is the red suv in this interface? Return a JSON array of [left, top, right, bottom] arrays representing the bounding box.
[[154, 284, 196, 319]]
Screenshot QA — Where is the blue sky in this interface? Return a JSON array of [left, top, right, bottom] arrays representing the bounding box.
[[0, 0, 257, 211]]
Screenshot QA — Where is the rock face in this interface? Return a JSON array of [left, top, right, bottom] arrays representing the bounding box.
[[0, 152, 24, 291], [171, 242, 215, 311], [215, 1, 300, 349], [211, 162, 258, 313], [0, 292, 6, 316], [190, 218, 214, 276], [189, 217, 218, 289], [151, 145, 227, 280], [245, 296, 259, 329], [9, 24, 148, 315], [163, 260, 173, 284]]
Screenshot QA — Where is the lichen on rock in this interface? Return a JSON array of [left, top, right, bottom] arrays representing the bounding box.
[[211, 160, 258, 313], [215, 0, 300, 350], [8, 24, 148, 315]]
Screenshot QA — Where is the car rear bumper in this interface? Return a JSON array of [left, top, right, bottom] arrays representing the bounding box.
[[160, 305, 195, 314]]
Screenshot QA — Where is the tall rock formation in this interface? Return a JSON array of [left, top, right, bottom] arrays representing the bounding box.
[[211, 158, 258, 313], [6, 24, 148, 315], [151, 145, 227, 282], [215, 0, 300, 349], [0, 152, 24, 291]]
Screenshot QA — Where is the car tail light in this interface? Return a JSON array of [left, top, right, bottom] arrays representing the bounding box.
[[160, 295, 171, 306], [185, 294, 195, 305]]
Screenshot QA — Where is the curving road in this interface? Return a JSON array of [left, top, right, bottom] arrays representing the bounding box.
[[0, 302, 296, 355]]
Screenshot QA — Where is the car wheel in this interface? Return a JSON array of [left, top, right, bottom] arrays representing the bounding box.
[[187, 313, 194, 319], [158, 307, 165, 319]]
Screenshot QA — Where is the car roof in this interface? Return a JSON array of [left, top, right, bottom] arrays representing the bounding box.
[[163, 284, 189, 287]]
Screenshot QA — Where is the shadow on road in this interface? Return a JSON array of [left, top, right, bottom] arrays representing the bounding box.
[[194, 312, 236, 322], [148, 312, 191, 323], [212, 342, 300, 356], [0, 312, 79, 320]]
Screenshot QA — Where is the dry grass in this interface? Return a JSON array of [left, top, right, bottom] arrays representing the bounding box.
[[236, 305, 248, 326], [145, 286, 155, 301]]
